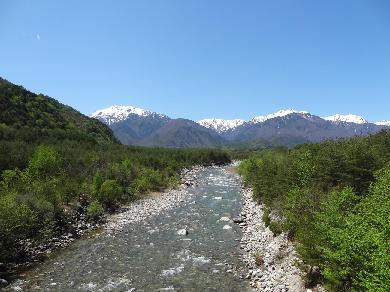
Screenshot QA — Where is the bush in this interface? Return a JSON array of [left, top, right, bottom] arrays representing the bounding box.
[[86, 201, 104, 222], [28, 145, 61, 178], [97, 179, 123, 208], [0, 193, 37, 261], [269, 221, 283, 236], [262, 208, 271, 227]]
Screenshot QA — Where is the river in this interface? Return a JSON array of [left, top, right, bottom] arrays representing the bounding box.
[[7, 166, 250, 291]]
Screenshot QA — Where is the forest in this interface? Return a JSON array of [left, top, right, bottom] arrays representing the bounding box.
[[239, 130, 390, 291]]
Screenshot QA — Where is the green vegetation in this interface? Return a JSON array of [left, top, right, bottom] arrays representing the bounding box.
[[0, 77, 231, 267], [0, 141, 230, 264], [0, 77, 117, 144], [239, 130, 390, 291]]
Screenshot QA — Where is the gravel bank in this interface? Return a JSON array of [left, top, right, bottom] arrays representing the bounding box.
[[104, 166, 204, 234], [239, 187, 306, 292]]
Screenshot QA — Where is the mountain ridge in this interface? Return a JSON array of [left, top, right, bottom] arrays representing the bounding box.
[[91, 105, 389, 148]]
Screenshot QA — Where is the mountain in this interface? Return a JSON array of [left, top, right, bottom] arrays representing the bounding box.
[[92, 105, 389, 148], [198, 118, 245, 133], [250, 109, 309, 124], [323, 114, 368, 124], [92, 105, 170, 145], [223, 112, 386, 146], [139, 119, 226, 148], [375, 120, 390, 126], [0, 78, 117, 144], [92, 106, 225, 147], [91, 105, 169, 125]]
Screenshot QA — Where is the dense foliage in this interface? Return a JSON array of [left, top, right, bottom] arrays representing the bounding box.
[[0, 77, 117, 144], [239, 130, 390, 291]]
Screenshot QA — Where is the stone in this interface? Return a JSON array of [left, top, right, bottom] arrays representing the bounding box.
[[223, 225, 232, 230], [233, 217, 244, 223], [177, 228, 188, 236], [0, 278, 8, 287]]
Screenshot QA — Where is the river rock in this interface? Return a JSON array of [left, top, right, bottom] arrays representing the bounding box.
[[233, 216, 244, 223], [177, 228, 188, 236], [219, 216, 231, 222], [0, 278, 8, 287]]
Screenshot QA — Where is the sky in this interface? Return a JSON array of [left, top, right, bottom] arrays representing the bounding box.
[[1, 0, 390, 122]]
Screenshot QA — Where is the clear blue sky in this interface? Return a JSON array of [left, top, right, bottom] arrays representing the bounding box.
[[1, 0, 389, 121]]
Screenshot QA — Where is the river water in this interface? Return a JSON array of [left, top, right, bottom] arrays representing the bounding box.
[[7, 166, 250, 291]]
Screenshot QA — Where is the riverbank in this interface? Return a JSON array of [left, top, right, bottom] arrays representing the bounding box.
[[238, 187, 306, 292], [104, 165, 204, 234], [0, 165, 205, 288]]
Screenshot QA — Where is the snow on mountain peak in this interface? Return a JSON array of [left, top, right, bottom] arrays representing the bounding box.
[[324, 114, 368, 124], [251, 109, 309, 124], [198, 118, 246, 133], [375, 120, 390, 127], [91, 105, 166, 125]]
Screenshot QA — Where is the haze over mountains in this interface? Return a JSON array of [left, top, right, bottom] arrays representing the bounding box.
[[92, 105, 390, 148]]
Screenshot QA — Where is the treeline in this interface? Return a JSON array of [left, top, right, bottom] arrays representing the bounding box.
[[239, 130, 390, 291], [0, 139, 230, 264]]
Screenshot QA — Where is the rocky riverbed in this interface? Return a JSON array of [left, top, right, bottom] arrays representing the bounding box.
[[238, 187, 306, 292], [104, 166, 204, 234]]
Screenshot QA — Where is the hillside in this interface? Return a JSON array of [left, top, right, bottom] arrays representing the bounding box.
[[0, 77, 117, 144]]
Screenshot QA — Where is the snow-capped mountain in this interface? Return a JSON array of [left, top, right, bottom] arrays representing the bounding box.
[[90, 105, 225, 147], [250, 109, 309, 124], [91, 105, 167, 125], [375, 120, 390, 127], [323, 114, 368, 124], [198, 118, 246, 133], [92, 105, 389, 148]]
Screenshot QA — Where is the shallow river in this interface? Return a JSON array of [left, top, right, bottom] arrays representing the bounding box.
[[8, 166, 250, 291]]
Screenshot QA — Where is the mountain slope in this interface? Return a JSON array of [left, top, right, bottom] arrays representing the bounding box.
[[139, 119, 226, 148], [0, 77, 117, 144]]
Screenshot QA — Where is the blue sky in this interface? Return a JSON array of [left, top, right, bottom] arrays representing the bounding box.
[[1, 0, 389, 121]]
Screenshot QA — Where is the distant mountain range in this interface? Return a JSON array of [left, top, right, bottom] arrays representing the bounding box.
[[91, 105, 390, 148]]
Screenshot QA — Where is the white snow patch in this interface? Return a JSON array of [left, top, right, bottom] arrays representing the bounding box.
[[198, 118, 246, 133], [324, 114, 368, 124], [375, 120, 390, 126], [91, 105, 168, 125], [251, 109, 309, 124]]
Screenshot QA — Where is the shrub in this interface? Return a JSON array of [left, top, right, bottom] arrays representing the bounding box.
[[269, 221, 283, 236], [98, 179, 123, 208], [262, 208, 271, 227], [0, 193, 37, 261], [28, 145, 61, 178], [86, 201, 104, 221]]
